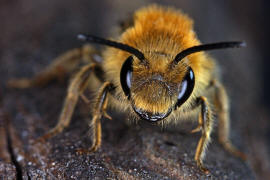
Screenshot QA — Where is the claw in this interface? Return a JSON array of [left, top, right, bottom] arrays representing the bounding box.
[[31, 128, 61, 145], [103, 111, 112, 120], [190, 125, 202, 133], [76, 145, 99, 155], [80, 94, 90, 104], [222, 141, 247, 161], [197, 161, 210, 174], [7, 78, 32, 88], [31, 136, 47, 145]]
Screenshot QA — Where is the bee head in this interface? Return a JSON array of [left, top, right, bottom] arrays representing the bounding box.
[[78, 34, 245, 123], [120, 54, 195, 122]]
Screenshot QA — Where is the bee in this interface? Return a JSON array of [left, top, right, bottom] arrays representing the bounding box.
[[8, 4, 246, 173]]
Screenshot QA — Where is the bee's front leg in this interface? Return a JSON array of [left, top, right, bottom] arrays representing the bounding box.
[[77, 82, 114, 154], [192, 96, 214, 174]]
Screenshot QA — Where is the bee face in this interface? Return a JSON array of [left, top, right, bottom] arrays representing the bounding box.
[[120, 54, 195, 122]]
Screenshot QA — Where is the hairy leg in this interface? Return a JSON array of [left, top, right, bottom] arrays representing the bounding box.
[[213, 80, 246, 160], [77, 82, 114, 154], [191, 97, 213, 174], [8, 44, 96, 88], [35, 64, 98, 142]]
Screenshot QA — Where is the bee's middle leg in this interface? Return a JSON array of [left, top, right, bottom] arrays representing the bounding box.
[[213, 80, 247, 160]]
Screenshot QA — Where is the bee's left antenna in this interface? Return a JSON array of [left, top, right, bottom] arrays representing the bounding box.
[[77, 34, 146, 62]]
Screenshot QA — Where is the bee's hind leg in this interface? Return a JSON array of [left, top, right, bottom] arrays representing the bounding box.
[[8, 44, 96, 88]]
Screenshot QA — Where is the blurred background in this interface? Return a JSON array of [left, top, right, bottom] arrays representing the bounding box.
[[0, 0, 269, 179]]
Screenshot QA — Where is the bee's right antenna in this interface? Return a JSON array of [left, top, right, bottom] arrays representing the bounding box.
[[77, 34, 146, 63], [171, 41, 246, 67]]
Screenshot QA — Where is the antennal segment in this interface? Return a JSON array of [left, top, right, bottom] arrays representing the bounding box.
[[77, 34, 146, 62], [171, 41, 246, 67]]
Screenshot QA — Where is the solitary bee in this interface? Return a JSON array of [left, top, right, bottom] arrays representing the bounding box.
[[8, 4, 246, 173]]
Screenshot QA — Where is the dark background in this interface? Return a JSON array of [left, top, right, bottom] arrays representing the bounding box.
[[0, 0, 269, 179]]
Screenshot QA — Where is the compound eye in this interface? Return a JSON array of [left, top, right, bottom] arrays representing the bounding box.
[[175, 67, 195, 108], [120, 56, 133, 97]]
